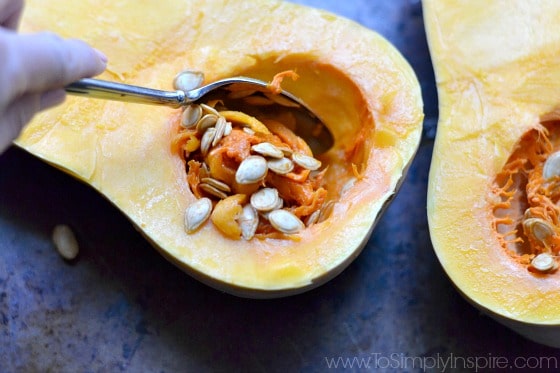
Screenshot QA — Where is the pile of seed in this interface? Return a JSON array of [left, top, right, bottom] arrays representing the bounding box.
[[180, 102, 326, 240]]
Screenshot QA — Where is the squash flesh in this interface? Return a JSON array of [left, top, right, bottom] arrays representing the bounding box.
[[18, 0, 423, 296], [425, 0, 560, 325]]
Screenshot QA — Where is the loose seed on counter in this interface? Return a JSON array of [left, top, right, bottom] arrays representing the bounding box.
[[52, 224, 79, 260]]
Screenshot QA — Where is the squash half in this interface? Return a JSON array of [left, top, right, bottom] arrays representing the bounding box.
[[425, 0, 560, 345], [18, 0, 423, 297]]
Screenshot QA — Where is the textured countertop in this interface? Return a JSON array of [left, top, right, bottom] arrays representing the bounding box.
[[1, 0, 558, 371]]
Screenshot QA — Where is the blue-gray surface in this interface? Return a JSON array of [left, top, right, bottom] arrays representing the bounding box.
[[1, 1, 559, 372]]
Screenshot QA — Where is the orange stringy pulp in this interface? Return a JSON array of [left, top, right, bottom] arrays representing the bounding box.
[[171, 71, 329, 239], [491, 123, 560, 271]]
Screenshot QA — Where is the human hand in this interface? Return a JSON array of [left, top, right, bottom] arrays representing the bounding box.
[[0, 0, 107, 154]]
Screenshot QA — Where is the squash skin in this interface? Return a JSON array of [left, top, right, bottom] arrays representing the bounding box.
[[18, 0, 423, 297], [425, 0, 560, 345]]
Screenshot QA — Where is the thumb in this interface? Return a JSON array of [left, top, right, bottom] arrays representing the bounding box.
[[4, 30, 107, 97]]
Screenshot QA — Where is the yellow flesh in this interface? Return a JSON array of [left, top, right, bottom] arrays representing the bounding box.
[[18, 0, 423, 296], [425, 0, 560, 322]]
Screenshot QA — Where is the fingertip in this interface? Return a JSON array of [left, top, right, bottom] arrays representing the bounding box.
[[94, 48, 108, 65]]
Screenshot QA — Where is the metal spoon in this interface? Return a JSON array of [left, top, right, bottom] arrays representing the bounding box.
[[65, 77, 334, 154]]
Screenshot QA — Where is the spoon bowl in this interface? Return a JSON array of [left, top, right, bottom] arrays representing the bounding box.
[[65, 77, 334, 154]]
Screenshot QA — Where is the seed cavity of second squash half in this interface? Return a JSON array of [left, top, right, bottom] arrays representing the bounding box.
[[491, 117, 560, 274], [172, 69, 344, 241]]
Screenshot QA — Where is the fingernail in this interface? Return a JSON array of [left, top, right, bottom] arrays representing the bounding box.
[[94, 48, 108, 64], [40, 89, 66, 110]]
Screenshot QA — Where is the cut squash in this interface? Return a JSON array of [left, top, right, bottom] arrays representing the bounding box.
[[18, 0, 423, 297], [425, 0, 560, 346]]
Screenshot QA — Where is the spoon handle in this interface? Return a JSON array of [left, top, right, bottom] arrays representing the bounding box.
[[65, 78, 186, 108]]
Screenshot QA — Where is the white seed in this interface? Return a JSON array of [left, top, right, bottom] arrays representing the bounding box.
[[181, 104, 202, 128], [250, 188, 280, 212], [185, 197, 212, 233], [200, 127, 217, 156], [243, 127, 255, 136], [543, 151, 560, 180], [212, 116, 227, 146], [268, 209, 305, 234], [200, 103, 220, 116], [224, 121, 233, 136], [199, 183, 228, 199], [292, 153, 322, 171], [173, 70, 204, 92], [531, 253, 557, 272], [305, 210, 321, 226], [523, 218, 555, 243], [200, 177, 231, 193], [267, 157, 294, 175], [196, 113, 219, 134], [278, 146, 293, 157], [251, 142, 284, 159], [238, 204, 259, 240], [319, 200, 335, 222], [273, 197, 284, 210], [52, 224, 79, 260], [235, 155, 268, 184]]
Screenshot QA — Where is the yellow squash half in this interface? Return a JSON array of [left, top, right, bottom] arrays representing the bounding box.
[[18, 0, 423, 297], [425, 0, 560, 346]]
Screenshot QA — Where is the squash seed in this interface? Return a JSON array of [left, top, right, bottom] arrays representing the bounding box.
[[52, 224, 79, 260], [235, 155, 268, 184], [250, 187, 280, 212], [251, 142, 284, 159], [543, 151, 560, 180], [181, 104, 202, 128], [292, 153, 322, 171], [196, 113, 219, 134], [224, 121, 233, 136], [267, 157, 294, 175], [212, 116, 227, 146], [200, 103, 220, 117], [238, 204, 259, 240], [305, 210, 321, 226], [200, 127, 217, 156], [199, 183, 229, 199], [278, 146, 293, 157], [523, 218, 555, 244], [531, 253, 557, 272], [173, 70, 204, 92], [201, 177, 231, 193], [243, 127, 255, 136], [185, 197, 212, 233], [268, 209, 305, 234]]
